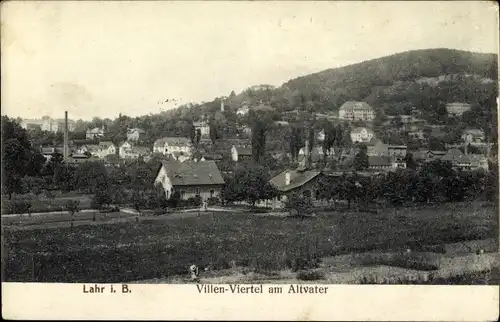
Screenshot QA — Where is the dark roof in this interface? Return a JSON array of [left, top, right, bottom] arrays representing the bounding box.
[[412, 150, 447, 160], [339, 101, 373, 111], [234, 146, 252, 156], [41, 147, 61, 154], [201, 154, 223, 160], [99, 141, 115, 148], [368, 156, 392, 166], [269, 169, 321, 192], [159, 160, 225, 186], [154, 137, 191, 146]]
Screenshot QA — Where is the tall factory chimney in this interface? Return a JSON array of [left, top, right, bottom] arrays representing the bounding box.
[[63, 111, 69, 160]]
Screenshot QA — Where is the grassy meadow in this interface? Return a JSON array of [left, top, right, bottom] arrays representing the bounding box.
[[2, 202, 498, 283]]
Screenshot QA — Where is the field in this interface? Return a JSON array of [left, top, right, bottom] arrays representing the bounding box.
[[2, 202, 498, 283]]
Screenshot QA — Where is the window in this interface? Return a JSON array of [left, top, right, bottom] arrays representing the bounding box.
[[180, 191, 186, 199], [195, 188, 201, 196], [315, 190, 320, 200], [210, 190, 214, 198]]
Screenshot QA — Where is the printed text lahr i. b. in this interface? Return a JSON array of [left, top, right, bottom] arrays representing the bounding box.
[[197, 284, 329, 294], [83, 284, 132, 294]]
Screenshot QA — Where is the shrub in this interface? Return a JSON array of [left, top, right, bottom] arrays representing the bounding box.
[[297, 270, 325, 281], [284, 253, 321, 272], [65, 200, 80, 215], [207, 197, 221, 206], [183, 196, 202, 208], [168, 191, 181, 208], [5, 200, 32, 214], [284, 193, 314, 217]]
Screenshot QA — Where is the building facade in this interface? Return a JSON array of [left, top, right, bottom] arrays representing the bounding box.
[[21, 117, 75, 133], [350, 127, 375, 143], [96, 141, 116, 159], [193, 121, 210, 137], [231, 145, 253, 162], [339, 101, 375, 121], [126, 128, 146, 142], [153, 137, 192, 155], [461, 129, 485, 145], [86, 127, 105, 140]]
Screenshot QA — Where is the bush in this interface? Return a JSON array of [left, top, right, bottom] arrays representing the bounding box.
[[252, 208, 271, 213], [182, 196, 202, 208], [297, 270, 325, 281], [284, 253, 321, 272], [4, 200, 32, 214], [285, 194, 314, 216], [207, 197, 221, 206]]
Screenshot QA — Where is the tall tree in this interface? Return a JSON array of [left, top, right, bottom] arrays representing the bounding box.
[[189, 123, 196, 144], [404, 152, 418, 170], [307, 127, 315, 165], [209, 121, 219, 145], [1, 117, 32, 198], [223, 164, 277, 206], [251, 119, 267, 163], [353, 145, 369, 171], [321, 121, 336, 161], [289, 126, 303, 162], [196, 129, 202, 145], [73, 162, 109, 193]]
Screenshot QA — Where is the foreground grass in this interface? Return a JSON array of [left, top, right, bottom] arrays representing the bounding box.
[[2, 203, 497, 283]]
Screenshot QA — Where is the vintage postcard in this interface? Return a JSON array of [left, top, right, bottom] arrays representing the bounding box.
[[1, 0, 499, 320]]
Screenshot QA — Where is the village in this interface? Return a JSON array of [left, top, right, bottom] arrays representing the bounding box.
[[3, 47, 498, 286], [15, 98, 496, 211]]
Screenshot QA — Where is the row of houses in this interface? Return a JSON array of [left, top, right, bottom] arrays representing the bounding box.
[[85, 127, 146, 141]]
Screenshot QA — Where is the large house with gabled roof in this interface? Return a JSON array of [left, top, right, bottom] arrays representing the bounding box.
[[154, 159, 225, 201], [268, 166, 326, 208]]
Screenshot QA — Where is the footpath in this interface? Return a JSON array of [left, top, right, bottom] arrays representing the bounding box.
[[2, 206, 245, 231]]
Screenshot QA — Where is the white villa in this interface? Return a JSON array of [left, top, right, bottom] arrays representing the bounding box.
[[153, 137, 192, 155], [350, 127, 375, 143]]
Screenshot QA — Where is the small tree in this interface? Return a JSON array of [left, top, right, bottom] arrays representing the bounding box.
[[13, 200, 31, 217], [132, 190, 147, 222], [404, 152, 418, 170], [353, 146, 369, 171], [189, 123, 196, 145], [92, 188, 113, 210], [65, 200, 80, 227], [284, 193, 314, 217], [196, 129, 202, 145], [168, 191, 181, 208]]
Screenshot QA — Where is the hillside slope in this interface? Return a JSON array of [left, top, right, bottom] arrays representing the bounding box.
[[282, 48, 497, 110]]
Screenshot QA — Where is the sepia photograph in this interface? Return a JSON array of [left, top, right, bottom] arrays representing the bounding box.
[[1, 0, 499, 319]]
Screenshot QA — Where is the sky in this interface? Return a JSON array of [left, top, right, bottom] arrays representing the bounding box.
[[1, 1, 498, 121]]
